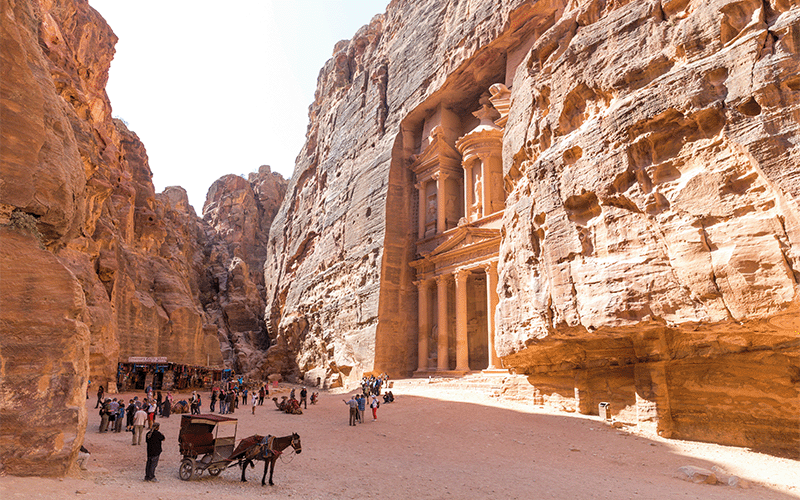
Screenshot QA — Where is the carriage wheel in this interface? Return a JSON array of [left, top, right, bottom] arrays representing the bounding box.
[[208, 466, 222, 476], [179, 458, 195, 481]]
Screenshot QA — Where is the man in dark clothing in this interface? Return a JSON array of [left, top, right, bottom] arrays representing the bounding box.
[[144, 422, 165, 482], [300, 387, 308, 409]]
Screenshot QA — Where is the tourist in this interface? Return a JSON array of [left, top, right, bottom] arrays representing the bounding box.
[[258, 385, 266, 406], [251, 391, 258, 407], [300, 387, 308, 409], [125, 399, 136, 431], [226, 388, 235, 414], [370, 396, 379, 421], [189, 391, 198, 414], [290, 388, 296, 400], [99, 398, 111, 433], [242, 387, 248, 405], [156, 391, 163, 415], [132, 405, 147, 445], [219, 389, 227, 414], [114, 400, 125, 432], [310, 392, 318, 405], [107, 398, 119, 431], [95, 385, 104, 409], [146, 399, 157, 428], [383, 391, 395, 404], [76, 444, 90, 470], [356, 394, 366, 424], [144, 422, 164, 482], [343, 395, 358, 426], [210, 388, 217, 412]]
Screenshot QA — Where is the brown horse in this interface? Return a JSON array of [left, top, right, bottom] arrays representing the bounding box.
[[240, 433, 302, 486]]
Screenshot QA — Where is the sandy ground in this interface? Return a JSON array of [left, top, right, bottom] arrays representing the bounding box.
[[1, 381, 798, 500]]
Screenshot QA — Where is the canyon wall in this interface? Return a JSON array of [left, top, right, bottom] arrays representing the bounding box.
[[200, 166, 288, 375], [0, 0, 285, 475], [497, 0, 800, 457], [265, 0, 799, 456]]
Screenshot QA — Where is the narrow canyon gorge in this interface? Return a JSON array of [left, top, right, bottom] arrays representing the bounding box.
[[1, 0, 798, 476]]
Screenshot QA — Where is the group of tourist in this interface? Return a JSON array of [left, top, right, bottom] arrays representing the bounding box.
[[343, 393, 382, 425], [209, 384, 252, 414], [360, 373, 389, 397]]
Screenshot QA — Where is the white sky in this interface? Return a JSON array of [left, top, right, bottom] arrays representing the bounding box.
[[89, 1, 390, 212]]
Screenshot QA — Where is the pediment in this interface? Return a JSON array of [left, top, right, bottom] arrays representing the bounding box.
[[409, 126, 462, 174], [429, 226, 500, 257]]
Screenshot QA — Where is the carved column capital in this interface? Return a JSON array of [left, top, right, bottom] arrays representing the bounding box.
[[435, 274, 451, 285]]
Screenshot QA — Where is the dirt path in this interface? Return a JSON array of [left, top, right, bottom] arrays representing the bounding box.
[[1, 381, 798, 499]]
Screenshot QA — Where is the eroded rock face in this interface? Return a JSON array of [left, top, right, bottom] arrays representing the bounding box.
[[0, 227, 90, 476], [265, 0, 799, 455], [2, 0, 236, 475], [497, 0, 800, 457], [200, 167, 288, 376]]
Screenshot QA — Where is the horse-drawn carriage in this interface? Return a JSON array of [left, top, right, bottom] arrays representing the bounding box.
[[177, 414, 302, 485]]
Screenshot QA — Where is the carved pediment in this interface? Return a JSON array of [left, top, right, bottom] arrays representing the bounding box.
[[409, 125, 462, 176], [429, 226, 500, 257]]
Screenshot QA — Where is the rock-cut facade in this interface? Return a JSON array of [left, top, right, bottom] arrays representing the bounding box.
[[265, 0, 800, 458]]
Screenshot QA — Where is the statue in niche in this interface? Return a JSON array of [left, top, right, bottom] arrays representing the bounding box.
[[427, 195, 437, 223], [472, 176, 483, 217]]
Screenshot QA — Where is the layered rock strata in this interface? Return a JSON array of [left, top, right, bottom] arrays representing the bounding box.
[[0, 0, 285, 474], [265, 0, 799, 456], [200, 166, 288, 375]]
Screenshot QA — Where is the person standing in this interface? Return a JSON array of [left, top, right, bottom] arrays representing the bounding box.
[[144, 422, 164, 482], [210, 389, 217, 412], [258, 386, 266, 406], [242, 387, 248, 406], [300, 387, 308, 409], [114, 400, 125, 432], [126, 399, 136, 431], [356, 394, 366, 424], [162, 393, 172, 418], [343, 395, 358, 426], [370, 396, 380, 421], [132, 405, 147, 445], [95, 385, 104, 409], [99, 398, 111, 433], [219, 389, 227, 414], [226, 389, 235, 414]]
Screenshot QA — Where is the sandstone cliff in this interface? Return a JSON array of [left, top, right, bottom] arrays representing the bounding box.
[[264, 0, 799, 456], [200, 166, 288, 375], [0, 0, 286, 475]]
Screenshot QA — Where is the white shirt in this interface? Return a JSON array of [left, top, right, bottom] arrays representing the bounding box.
[[133, 409, 147, 426]]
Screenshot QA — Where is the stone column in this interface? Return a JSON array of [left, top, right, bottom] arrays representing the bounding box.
[[435, 172, 448, 233], [463, 162, 473, 223], [487, 154, 503, 214], [436, 274, 450, 371], [454, 269, 470, 372], [416, 181, 426, 239], [485, 261, 501, 369], [416, 279, 431, 372], [479, 153, 489, 219]]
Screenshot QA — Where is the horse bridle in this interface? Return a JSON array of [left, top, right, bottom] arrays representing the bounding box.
[[279, 434, 301, 463]]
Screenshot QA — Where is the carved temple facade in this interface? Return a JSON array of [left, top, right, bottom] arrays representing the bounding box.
[[407, 85, 512, 375]]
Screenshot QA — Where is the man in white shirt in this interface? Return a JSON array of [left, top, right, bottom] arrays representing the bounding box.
[[132, 406, 147, 445]]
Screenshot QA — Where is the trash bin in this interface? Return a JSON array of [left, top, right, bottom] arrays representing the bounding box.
[[599, 402, 611, 420]]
